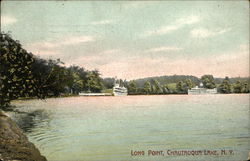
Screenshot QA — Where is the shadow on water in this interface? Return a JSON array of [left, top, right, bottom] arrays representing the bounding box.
[[7, 107, 51, 133], [17, 110, 50, 133]]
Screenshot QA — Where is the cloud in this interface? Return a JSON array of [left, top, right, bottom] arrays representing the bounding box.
[[62, 36, 94, 45], [32, 50, 60, 57], [175, 15, 200, 25], [74, 55, 100, 64], [28, 35, 94, 49], [24, 43, 59, 57], [1, 15, 17, 25], [69, 48, 123, 70], [73, 49, 120, 64], [143, 15, 200, 37], [144, 26, 179, 37], [99, 49, 120, 55], [145, 46, 182, 53], [25, 35, 94, 57], [90, 20, 114, 25], [190, 28, 230, 38]]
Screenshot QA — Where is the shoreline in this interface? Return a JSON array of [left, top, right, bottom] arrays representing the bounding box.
[[11, 93, 250, 102], [0, 110, 47, 161]]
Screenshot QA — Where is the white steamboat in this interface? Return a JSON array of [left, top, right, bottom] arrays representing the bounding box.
[[113, 79, 128, 96]]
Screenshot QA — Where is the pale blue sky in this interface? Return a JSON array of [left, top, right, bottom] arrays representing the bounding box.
[[1, 1, 249, 79]]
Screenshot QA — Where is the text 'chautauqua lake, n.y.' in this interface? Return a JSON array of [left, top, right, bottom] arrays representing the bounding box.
[[131, 149, 234, 157]]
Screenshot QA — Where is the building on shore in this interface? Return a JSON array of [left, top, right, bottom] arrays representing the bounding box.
[[188, 82, 217, 95]]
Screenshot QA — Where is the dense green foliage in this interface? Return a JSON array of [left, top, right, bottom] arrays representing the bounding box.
[[127, 75, 249, 95], [0, 33, 40, 107], [0, 33, 104, 108], [32, 58, 71, 97], [218, 77, 231, 93], [126, 78, 196, 95], [86, 70, 103, 93], [102, 78, 115, 89], [128, 81, 137, 95], [176, 81, 185, 94], [143, 81, 151, 94], [214, 77, 250, 84], [201, 75, 216, 89], [28, 55, 103, 97], [216, 77, 250, 94]]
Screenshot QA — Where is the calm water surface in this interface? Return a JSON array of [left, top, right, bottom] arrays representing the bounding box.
[[11, 94, 250, 161]]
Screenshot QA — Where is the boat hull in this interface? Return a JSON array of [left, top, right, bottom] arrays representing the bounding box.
[[113, 92, 128, 96]]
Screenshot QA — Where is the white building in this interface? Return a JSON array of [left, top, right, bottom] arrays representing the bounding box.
[[188, 82, 217, 95]]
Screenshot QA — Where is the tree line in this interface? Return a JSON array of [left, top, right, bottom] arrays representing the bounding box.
[[126, 75, 250, 95], [0, 32, 104, 108]]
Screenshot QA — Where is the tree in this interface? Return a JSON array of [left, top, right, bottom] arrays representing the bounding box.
[[143, 81, 151, 94], [218, 77, 231, 93], [176, 81, 185, 93], [183, 79, 194, 92], [0, 33, 40, 108], [86, 70, 103, 93], [0, 32, 109, 108], [32, 58, 70, 96], [233, 81, 250, 93], [123, 80, 129, 89], [66, 66, 88, 94], [233, 80, 243, 93], [162, 84, 170, 94], [201, 75, 216, 89], [152, 79, 163, 94], [242, 82, 250, 93], [128, 81, 137, 94], [71, 72, 84, 94], [102, 78, 115, 89]]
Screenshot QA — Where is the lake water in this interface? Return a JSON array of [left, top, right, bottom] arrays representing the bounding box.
[[11, 94, 250, 161]]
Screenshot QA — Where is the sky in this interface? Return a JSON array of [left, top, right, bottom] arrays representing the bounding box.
[[1, 1, 249, 80]]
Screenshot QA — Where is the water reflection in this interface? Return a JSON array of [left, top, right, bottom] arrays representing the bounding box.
[[12, 109, 51, 133]]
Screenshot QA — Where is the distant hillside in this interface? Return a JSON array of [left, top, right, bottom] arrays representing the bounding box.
[[214, 77, 250, 84], [131, 75, 200, 88], [129, 75, 250, 88], [102, 75, 250, 89]]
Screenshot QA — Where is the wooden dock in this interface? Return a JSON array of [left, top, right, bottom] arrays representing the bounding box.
[[79, 93, 112, 96]]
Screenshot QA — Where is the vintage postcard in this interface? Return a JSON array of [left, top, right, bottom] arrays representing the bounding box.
[[0, 1, 249, 161]]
